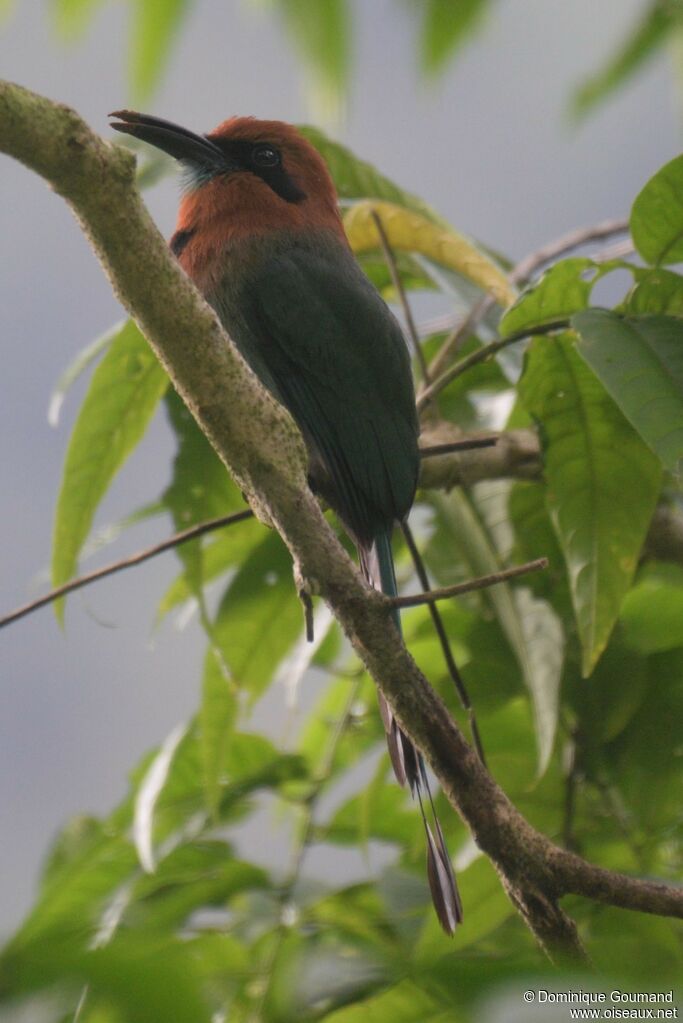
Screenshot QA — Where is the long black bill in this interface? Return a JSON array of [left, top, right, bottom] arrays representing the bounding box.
[[109, 110, 225, 170]]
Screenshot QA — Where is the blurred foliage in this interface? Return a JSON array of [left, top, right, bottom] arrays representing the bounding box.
[[37, 0, 683, 118], [571, 0, 683, 118], [3, 3, 683, 1021]]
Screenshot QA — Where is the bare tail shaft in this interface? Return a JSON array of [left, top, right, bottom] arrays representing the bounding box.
[[359, 529, 462, 934]]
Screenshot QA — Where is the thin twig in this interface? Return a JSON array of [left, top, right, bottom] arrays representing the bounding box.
[[510, 218, 629, 286], [370, 208, 430, 382], [0, 433, 495, 631], [0, 436, 500, 631], [420, 436, 498, 457], [387, 557, 548, 609], [424, 217, 630, 384], [401, 521, 486, 765], [426, 293, 491, 384], [417, 319, 569, 413], [0, 508, 254, 629]]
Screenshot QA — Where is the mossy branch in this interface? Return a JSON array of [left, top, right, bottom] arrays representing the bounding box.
[[2, 80, 681, 964]]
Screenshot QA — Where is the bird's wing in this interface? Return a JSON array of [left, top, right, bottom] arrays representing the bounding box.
[[236, 240, 419, 541]]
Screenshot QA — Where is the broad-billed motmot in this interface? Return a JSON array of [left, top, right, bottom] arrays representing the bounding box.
[[110, 111, 462, 934]]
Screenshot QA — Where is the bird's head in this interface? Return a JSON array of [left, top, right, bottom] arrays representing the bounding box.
[[109, 111, 343, 257]]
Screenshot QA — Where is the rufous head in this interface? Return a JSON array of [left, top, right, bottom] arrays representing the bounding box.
[[109, 111, 344, 247]]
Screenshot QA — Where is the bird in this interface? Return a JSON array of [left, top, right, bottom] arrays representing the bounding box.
[[109, 110, 462, 934]]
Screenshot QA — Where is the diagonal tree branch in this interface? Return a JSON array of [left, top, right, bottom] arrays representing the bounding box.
[[2, 81, 681, 964]]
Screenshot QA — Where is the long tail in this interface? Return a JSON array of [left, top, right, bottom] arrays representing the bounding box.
[[358, 529, 463, 935]]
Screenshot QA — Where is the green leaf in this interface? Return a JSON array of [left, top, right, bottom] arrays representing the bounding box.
[[129, 724, 305, 860], [299, 126, 444, 223], [51, 320, 168, 619], [39, 814, 104, 890], [620, 571, 683, 652], [420, 333, 509, 427], [573, 309, 683, 476], [418, 0, 490, 77], [608, 647, 683, 831], [631, 153, 683, 265], [125, 842, 267, 931], [299, 672, 381, 779], [272, 0, 351, 117], [10, 826, 137, 948], [222, 731, 292, 778], [446, 615, 520, 714], [624, 267, 683, 316], [326, 772, 418, 847], [81, 499, 165, 561], [358, 249, 437, 297], [416, 855, 514, 958], [130, 708, 298, 860], [162, 390, 250, 600], [2, 933, 212, 1023], [157, 523, 260, 621], [508, 481, 569, 607], [199, 647, 238, 817], [571, 639, 648, 744], [162, 392, 256, 792], [500, 257, 596, 336], [519, 334, 661, 675], [309, 882, 398, 953], [345, 200, 515, 308], [264, 930, 386, 1020], [572, 1, 678, 118], [51, 0, 103, 37], [588, 909, 683, 983], [48, 319, 123, 427], [128, 0, 190, 102], [426, 493, 562, 773], [182, 932, 250, 994], [481, 697, 543, 800], [325, 979, 452, 1023], [127, 725, 208, 855], [206, 530, 302, 701], [133, 722, 189, 872]]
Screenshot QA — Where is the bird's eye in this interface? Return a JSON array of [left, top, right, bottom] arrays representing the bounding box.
[[252, 144, 280, 168]]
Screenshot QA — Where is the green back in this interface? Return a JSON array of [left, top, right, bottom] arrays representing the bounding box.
[[211, 231, 419, 543]]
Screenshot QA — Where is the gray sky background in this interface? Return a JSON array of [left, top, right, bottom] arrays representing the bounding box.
[[0, 0, 679, 933]]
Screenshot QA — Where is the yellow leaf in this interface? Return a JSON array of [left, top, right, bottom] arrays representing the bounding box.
[[344, 199, 516, 308]]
